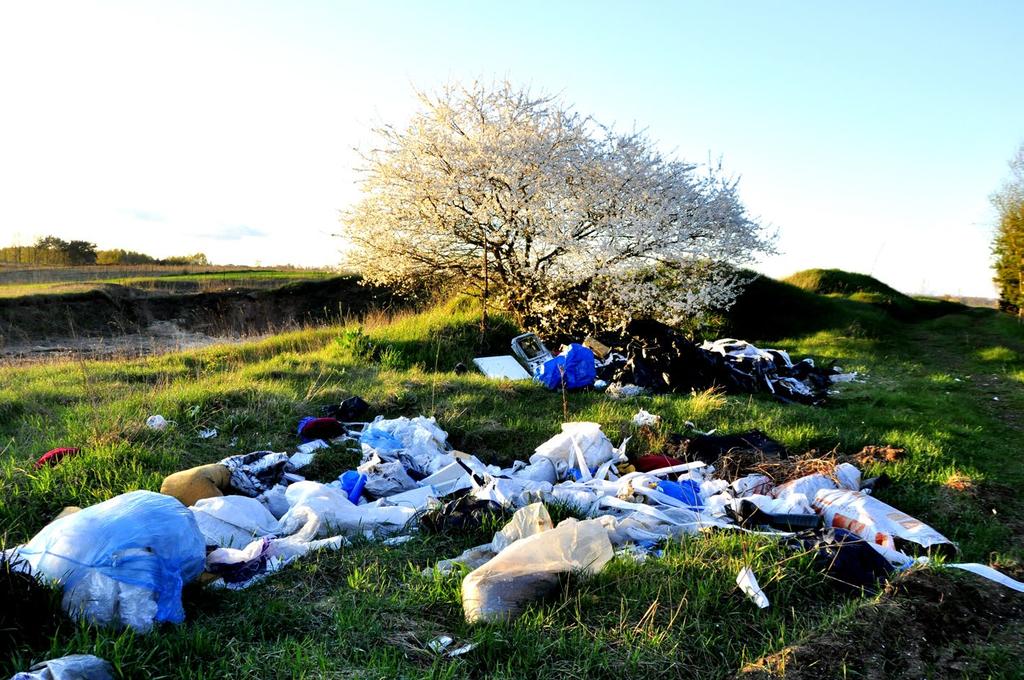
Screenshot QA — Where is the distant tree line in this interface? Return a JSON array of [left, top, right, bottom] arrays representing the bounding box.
[[0, 236, 208, 266], [992, 143, 1024, 317]]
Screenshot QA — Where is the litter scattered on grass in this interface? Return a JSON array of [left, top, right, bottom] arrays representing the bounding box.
[[427, 635, 477, 657], [632, 409, 661, 428], [145, 414, 170, 430], [32, 447, 81, 469], [7, 396, 1022, 635], [6, 490, 205, 632], [736, 566, 770, 608]]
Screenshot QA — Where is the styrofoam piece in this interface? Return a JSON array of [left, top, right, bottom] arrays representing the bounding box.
[[472, 355, 531, 380], [419, 461, 473, 496]]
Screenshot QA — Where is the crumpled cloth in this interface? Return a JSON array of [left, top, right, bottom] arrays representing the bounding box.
[[219, 451, 291, 497]]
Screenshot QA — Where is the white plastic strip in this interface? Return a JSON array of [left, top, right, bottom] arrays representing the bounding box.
[[949, 562, 1024, 593], [736, 566, 769, 608]]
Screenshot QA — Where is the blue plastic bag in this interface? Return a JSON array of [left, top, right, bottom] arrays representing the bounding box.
[[657, 479, 703, 511], [538, 344, 596, 390], [14, 490, 206, 631], [359, 428, 404, 452]]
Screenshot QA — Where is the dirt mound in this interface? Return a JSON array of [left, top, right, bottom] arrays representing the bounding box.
[[0, 276, 406, 344], [739, 568, 1024, 679]]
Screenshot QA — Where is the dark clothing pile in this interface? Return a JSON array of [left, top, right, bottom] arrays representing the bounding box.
[[597, 320, 842, 405], [669, 429, 788, 462]]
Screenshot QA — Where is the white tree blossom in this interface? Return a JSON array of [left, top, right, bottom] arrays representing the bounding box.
[[340, 80, 772, 334]]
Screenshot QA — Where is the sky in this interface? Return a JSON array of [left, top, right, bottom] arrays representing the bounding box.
[[1, 1, 1021, 296]]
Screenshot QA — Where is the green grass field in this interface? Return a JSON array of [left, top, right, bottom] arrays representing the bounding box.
[[1, 278, 1023, 678], [0, 265, 333, 298]]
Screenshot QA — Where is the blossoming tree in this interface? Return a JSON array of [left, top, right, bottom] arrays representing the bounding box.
[[340, 81, 772, 335]]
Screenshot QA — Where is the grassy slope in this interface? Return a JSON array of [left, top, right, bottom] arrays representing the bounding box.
[[1, 290, 1023, 678]]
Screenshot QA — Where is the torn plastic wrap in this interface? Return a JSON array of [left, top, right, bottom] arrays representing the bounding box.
[[428, 503, 555, 576], [632, 409, 661, 428], [206, 537, 274, 584], [491, 502, 554, 552], [218, 450, 291, 497], [357, 454, 418, 498], [360, 415, 454, 476]]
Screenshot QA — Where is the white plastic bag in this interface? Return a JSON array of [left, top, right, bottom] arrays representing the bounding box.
[[773, 464, 861, 500], [190, 495, 280, 548], [471, 477, 553, 507], [9, 654, 114, 680], [738, 493, 815, 516], [277, 481, 415, 540], [545, 482, 602, 514], [361, 416, 451, 475], [145, 414, 169, 430], [631, 409, 661, 428], [731, 474, 773, 498], [531, 422, 624, 480], [508, 457, 558, 484], [462, 517, 613, 623], [258, 484, 292, 519], [429, 503, 556, 577]]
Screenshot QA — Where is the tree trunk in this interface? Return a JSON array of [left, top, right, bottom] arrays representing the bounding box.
[[479, 244, 489, 346]]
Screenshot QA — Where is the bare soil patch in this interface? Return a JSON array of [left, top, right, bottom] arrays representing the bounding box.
[[739, 568, 1024, 679]]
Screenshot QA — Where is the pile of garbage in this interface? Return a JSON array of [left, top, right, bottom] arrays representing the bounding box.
[[6, 407, 1022, 636], [597, 320, 850, 405], [478, 322, 856, 405]]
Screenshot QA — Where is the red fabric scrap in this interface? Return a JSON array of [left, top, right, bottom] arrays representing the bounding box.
[[299, 417, 345, 442], [34, 447, 81, 469], [634, 454, 684, 472]]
